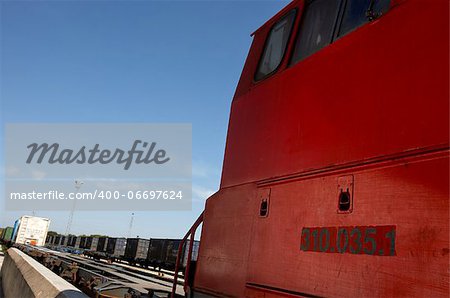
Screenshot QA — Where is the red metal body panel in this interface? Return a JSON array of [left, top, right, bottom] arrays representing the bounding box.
[[222, 0, 448, 188], [194, 0, 449, 297], [245, 153, 449, 297]]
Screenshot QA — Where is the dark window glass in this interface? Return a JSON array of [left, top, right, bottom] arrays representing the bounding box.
[[291, 0, 341, 64], [338, 0, 391, 37], [255, 10, 296, 81]]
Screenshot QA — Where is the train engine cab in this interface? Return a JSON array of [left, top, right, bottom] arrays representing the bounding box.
[[191, 0, 449, 297]]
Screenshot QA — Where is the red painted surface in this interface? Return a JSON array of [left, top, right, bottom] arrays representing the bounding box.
[[193, 0, 449, 297]]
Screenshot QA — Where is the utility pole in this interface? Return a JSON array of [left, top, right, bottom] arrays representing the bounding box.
[[65, 180, 83, 236], [127, 212, 135, 238]]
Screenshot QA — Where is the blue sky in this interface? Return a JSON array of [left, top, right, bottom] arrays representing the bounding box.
[[0, 0, 288, 238]]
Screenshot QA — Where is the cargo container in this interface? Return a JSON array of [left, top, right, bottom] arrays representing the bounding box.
[[60, 235, 67, 246], [90, 237, 99, 251], [0, 227, 14, 243], [106, 237, 127, 258], [124, 238, 150, 265], [115, 238, 127, 257], [13, 216, 50, 246], [147, 238, 181, 270], [79, 236, 87, 249], [182, 240, 200, 268], [147, 238, 199, 270], [147, 238, 166, 267], [74, 236, 81, 249], [54, 235, 61, 246], [106, 237, 116, 255], [67, 236, 77, 247], [58, 235, 63, 245], [97, 237, 107, 252], [66, 235, 72, 246], [165, 240, 182, 270], [45, 235, 54, 246], [85, 237, 93, 249]]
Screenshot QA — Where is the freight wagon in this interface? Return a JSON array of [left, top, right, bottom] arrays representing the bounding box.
[[90, 237, 99, 251], [147, 239, 176, 269], [79, 236, 99, 250], [79, 236, 88, 249], [54, 235, 62, 246], [45, 234, 54, 246], [123, 238, 150, 266], [105, 237, 127, 259], [85, 237, 93, 249], [182, 239, 200, 269], [74, 236, 81, 248], [0, 227, 14, 244], [48, 234, 62, 247], [147, 239, 200, 271], [60, 235, 67, 246], [96, 237, 107, 252], [84, 237, 109, 260], [67, 235, 77, 247]]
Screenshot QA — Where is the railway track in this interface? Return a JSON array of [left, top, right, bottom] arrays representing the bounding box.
[[16, 244, 184, 298]]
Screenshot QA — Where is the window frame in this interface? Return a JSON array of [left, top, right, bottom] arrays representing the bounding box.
[[289, 0, 391, 67], [334, 0, 391, 39], [254, 9, 298, 82], [289, 0, 344, 66]]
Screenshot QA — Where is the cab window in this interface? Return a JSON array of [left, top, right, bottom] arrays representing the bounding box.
[[291, 0, 341, 64], [338, 0, 391, 37], [291, 0, 391, 65], [255, 10, 296, 81]]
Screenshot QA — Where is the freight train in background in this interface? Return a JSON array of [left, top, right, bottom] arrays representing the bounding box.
[[1, 228, 198, 275], [40, 233, 199, 272], [1, 224, 199, 296]]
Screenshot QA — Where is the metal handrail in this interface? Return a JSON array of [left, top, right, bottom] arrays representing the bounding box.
[[171, 212, 204, 298]]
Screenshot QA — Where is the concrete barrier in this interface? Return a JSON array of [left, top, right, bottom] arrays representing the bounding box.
[[0, 248, 87, 298]]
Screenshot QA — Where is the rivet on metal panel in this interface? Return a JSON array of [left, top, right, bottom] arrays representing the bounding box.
[[337, 175, 354, 214]]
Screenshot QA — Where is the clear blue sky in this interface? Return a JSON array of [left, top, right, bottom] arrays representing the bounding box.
[[0, 0, 288, 238]]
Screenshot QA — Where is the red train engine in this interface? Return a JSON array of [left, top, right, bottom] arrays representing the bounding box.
[[180, 0, 449, 297]]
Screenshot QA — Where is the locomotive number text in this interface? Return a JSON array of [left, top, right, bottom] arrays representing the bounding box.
[[300, 225, 396, 256]]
